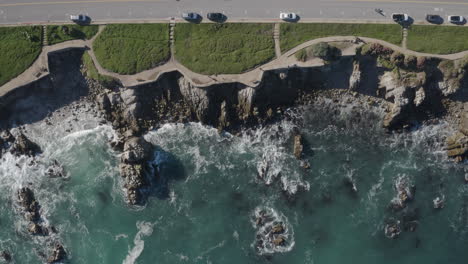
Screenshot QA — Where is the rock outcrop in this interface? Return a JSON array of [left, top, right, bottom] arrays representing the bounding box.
[[10, 133, 41, 157], [47, 243, 66, 264], [379, 71, 426, 130], [447, 107, 468, 162], [17, 187, 47, 235], [119, 136, 154, 205]]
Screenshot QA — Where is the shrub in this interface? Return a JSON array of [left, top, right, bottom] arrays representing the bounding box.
[[311, 42, 341, 61], [295, 49, 308, 62]]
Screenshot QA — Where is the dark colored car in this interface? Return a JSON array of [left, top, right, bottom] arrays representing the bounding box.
[[182, 12, 200, 21], [426, 14, 442, 24], [207, 12, 225, 22]]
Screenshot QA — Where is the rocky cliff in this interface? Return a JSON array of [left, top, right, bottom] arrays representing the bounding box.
[[1, 45, 467, 205]]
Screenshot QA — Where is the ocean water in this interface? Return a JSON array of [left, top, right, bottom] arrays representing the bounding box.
[[0, 97, 467, 264]]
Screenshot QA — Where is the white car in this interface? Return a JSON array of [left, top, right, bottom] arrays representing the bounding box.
[[391, 13, 409, 22], [280, 12, 298, 21], [70, 14, 88, 23], [448, 15, 465, 24]]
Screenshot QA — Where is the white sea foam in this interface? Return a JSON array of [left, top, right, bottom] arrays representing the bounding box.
[[122, 221, 155, 264]]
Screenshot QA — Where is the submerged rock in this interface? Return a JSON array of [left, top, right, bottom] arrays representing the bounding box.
[[45, 160, 65, 178], [433, 196, 445, 209], [0, 250, 11, 262]]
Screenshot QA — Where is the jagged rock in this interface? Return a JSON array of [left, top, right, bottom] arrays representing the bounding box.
[[271, 224, 285, 234], [384, 220, 401, 239], [96, 93, 111, 114], [178, 77, 210, 123], [107, 92, 122, 107], [273, 236, 286, 246], [10, 133, 41, 156], [45, 160, 65, 178], [446, 132, 468, 159], [17, 187, 41, 222], [47, 244, 66, 264], [121, 137, 152, 164], [119, 136, 153, 205], [413, 87, 425, 107], [349, 60, 361, 90], [0, 250, 11, 262], [293, 133, 303, 159], [28, 223, 47, 235], [380, 71, 426, 130], [218, 100, 230, 131], [237, 87, 255, 121]]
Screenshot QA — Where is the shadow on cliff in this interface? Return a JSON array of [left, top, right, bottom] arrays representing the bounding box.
[[148, 146, 186, 200], [0, 49, 89, 130]]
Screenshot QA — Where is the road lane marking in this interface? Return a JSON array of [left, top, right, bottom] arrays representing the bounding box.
[[337, 0, 468, 5], [0, 0, 165, 8]]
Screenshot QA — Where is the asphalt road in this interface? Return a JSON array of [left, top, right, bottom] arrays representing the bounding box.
[[1, 0, 468, 24]]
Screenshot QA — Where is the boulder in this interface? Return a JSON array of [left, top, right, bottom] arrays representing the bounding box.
[[10, 133, 41, 156], [273, 236, 286, 246], [47, 244, 66, 264]]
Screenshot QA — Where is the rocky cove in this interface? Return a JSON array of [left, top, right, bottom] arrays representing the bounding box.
[[0, 43, 467, 263]]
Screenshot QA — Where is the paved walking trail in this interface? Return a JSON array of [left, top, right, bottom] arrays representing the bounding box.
[[2, 23, 468, 98]]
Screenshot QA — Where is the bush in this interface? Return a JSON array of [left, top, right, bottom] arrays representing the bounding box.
[[295, 49, 308, 62], [311, 42, 341, 61], [361, 43, 393, 57]]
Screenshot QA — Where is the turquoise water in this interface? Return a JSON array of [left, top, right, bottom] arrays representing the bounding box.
[[0, 98, 467, 264]]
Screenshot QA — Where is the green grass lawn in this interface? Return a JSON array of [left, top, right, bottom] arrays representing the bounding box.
[[0, 26, 42, 86], [280, 23, 403, 52], [81, 51, 119, 87], [47, 25, 99, 45], [407, 25, 468, 54], [93, 24, 170, 74], [174, 23, 275, 74]]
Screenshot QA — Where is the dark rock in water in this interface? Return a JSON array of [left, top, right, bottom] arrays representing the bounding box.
[[119, 136, 153, 205], [46, 160, 65, 178], [384, 220, 401, 239], [47, 243, 66, 264], [0, 250, 11, 262], [10, 133, 41, 157]]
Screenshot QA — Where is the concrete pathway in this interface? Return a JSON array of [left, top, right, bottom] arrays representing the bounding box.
[[274, 24, 281, 58], [3, 24, 468, 98]]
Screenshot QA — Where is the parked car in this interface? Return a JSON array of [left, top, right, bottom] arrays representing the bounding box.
[[182, 12, 200, 21], [391, 13, 409, 22], [280, 12, 298, 21], [448, 15, 465, 24], [70, 14, 89, 23], [207, 12, 225, 22], [425, 14, 442, 24]]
